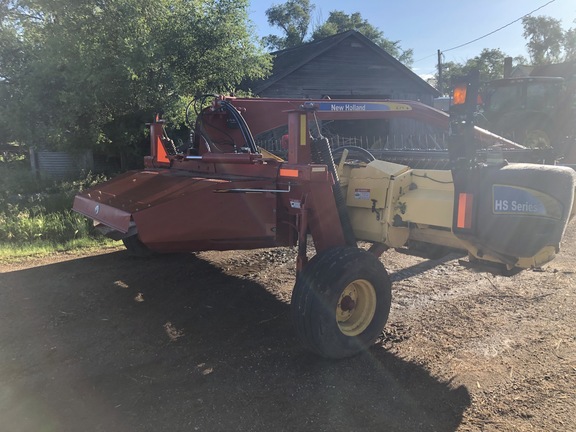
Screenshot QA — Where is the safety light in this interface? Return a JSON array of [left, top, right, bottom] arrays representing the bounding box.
[[456, 192, 474, 229], [453, 85, 467, 105], [280, 168, 299, 178]]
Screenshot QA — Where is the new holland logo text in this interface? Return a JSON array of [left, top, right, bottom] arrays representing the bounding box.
[[317, 102, 412, 112]]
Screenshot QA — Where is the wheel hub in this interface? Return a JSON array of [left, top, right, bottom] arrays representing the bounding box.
[[336, 279, 377, 337], [340, 295, 356, 312]]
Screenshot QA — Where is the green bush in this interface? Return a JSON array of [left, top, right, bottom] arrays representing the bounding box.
[[0, 163, 109, 245], [0, 205, 92, 243]]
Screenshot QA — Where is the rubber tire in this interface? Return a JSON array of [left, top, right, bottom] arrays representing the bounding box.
[[523, 128, 552, 149], [122, 235, 155, 257], [291, 247, 392, 359]]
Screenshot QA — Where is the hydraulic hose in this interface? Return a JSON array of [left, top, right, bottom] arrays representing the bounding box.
[[219, 100, 258, 153], [311, 136, 357, 247]]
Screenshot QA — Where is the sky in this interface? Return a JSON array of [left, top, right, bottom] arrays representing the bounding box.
[[248, 0, 576, 79]]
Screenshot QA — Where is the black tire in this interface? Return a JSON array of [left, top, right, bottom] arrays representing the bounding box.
[[122, 235, 155, 257], [523, 128, 552, 149], [291, 247, 392, 359]]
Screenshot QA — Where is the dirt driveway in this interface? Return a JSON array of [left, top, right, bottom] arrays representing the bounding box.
[[1, 224, 575, 432]]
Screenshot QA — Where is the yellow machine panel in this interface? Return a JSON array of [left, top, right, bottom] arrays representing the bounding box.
[[396, 169, 454, 229], [344, 161, 461, 249], [345, 160, 410, 247]]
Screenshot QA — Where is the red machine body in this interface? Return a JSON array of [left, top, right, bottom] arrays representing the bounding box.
[[74, 98, 520, 258], [72, 93, 575, 359]]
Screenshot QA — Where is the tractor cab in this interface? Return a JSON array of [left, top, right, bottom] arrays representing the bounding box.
[[480, 76, 565, 149]]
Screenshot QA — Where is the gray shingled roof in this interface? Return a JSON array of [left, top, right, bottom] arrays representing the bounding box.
[[250, 30, 440, 97], [530, 60, 576, 79]]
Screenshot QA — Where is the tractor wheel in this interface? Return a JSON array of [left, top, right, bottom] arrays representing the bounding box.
[[291, 247, 392, 359], [523, 128, 552, 149], [122, 235, 154, 257]]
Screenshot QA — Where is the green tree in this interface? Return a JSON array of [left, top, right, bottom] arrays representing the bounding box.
[[462, 49, 526, 82], [263, 0, 314, 50], [0, 0, 271, 160], [437, 50, 527, 95], [438, 61, 466, 92], [311, 11, 413, 65], [563, 26, 576, 61], [263, 2, 412, 65], [522, 16, 566, 64]]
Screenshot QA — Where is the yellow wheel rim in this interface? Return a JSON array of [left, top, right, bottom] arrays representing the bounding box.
[[336, 279, 377, 336]]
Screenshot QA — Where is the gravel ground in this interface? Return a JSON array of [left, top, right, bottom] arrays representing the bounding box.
[[0, 223, 574, 431]]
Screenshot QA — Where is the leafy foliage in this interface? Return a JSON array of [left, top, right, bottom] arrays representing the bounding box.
[[439, 49, 528, 91], [263, 2, 412, 65], [565, 27, 576, 62], [522, 16, 568, 65], [0, 0, 271, 156], [434, 15, 575, 95], [0, 162, 109, 244], [0, 206, 90, 243], [263, 0, 313, 50], [311, 11, 413, 66]]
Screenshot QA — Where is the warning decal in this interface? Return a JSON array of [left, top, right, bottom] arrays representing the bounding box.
[[354, 188, 371, 200]]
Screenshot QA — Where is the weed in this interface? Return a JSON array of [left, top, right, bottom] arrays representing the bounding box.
[[0, 162, 111, 249]]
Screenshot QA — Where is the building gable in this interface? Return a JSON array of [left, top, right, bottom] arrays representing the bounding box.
[[247, 30, 439, 104]]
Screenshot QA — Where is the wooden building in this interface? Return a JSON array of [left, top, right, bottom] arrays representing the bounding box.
[[246, 30, 440, 105]]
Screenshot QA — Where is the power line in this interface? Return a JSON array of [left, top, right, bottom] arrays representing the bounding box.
[[413, 53, 437, 64], [413, 0, 557, 63], [442, 0, 556, 53]]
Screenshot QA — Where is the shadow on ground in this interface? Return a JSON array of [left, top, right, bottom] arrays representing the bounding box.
[[0, 251, 470, 431]]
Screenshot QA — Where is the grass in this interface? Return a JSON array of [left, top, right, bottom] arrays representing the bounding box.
[[0, 238, 122, 265], [0, 154, 118, 263]]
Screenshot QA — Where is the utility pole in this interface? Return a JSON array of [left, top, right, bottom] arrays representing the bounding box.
[[437, 49, 443, 96]]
